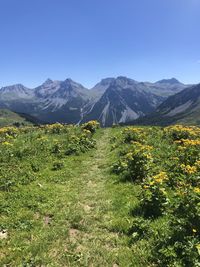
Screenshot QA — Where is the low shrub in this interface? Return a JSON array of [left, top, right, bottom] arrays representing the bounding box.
[[81, 120, 100, 133]]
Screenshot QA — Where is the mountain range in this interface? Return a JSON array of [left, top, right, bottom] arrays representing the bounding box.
[[0, 76, 197, 126]]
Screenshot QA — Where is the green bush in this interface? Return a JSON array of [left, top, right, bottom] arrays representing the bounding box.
[[81, 120, 100, 133], [113, 142, 153, 182]]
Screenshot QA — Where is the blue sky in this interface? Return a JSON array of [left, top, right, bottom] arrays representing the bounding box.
[[0, 0, 200, 88]]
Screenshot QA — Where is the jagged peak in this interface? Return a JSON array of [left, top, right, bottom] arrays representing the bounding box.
[[64, 78, 73, 83], [63, 78, 80, 87], [156, 78, 181, 84], [63, 78, 87, 90], [42, 78, 53, 85]]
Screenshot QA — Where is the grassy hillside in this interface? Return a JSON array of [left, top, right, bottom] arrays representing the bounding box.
[[175, 107, 200, 125], [0, 122, 200, 266], [0, 109, 33, 127], [132, 108, 200, 127], [134, 84, 200, 127]]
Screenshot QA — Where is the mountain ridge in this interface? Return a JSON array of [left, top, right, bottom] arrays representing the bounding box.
[[0, 76, 190, 126]]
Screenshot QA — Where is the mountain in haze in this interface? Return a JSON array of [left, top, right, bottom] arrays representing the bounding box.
[[134, 83, 200, 126], [137, 78, 187, 97], [0, 76, 188, 126], [0, 84, 33, 100]]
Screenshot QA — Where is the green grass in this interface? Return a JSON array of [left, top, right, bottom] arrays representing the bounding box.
[[0, 109, 32, 127], [0, 126, 154, 266], [1, 124, 199, 266]]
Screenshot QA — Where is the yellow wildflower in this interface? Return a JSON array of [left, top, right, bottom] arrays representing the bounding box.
[[152, 172, 168, 183], [83, 129, 91, 134], [180, 164, 197, 174], [194, 187, 200, 194], [2, 141, 13, 146], [196, 244, 200, 255], [143, 185, 149, 189]]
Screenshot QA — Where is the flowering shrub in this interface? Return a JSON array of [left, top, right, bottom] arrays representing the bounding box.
[[0, 126, 19, 138], [174, 139, 200, 167], [113, 142, 153, 182], [152, 185, 200, 266], [81, 120, 100, 133], [164, 125, 200, 141], [140, 172, 169, 218], [43, 123, 65, 134], [122, 127, 147, 143], [112, 125, 200, 265]]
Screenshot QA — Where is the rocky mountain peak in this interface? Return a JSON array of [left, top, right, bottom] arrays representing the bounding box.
[[63, 78, 84, 89], [99, 78, 115, 85], [42, 78, 53, 86], [156, 78, 181, 85]]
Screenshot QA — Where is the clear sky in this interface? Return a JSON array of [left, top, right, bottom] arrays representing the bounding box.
[[0, 0, 200, 88]]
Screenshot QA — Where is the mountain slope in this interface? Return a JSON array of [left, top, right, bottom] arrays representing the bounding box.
[[0, 84, 34, 101], [137, 78, 187, 97], [0, 79, 91, 124], [0, 109, 35, 127], [33, 79, 91, 123], [135, 83, 200, 126], [82, 77, 163, 126]]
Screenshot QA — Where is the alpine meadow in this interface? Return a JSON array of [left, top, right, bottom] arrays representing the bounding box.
[[1, 1, 200, 267], [0, 123, 200, 266]]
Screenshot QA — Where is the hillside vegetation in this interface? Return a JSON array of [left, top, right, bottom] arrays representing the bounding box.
[[0, 109, 33, 127], [0, 122, 200, 266]]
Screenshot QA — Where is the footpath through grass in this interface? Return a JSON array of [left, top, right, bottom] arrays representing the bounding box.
[[1, 127, 147, 267], [2, 124, 200, 266]]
